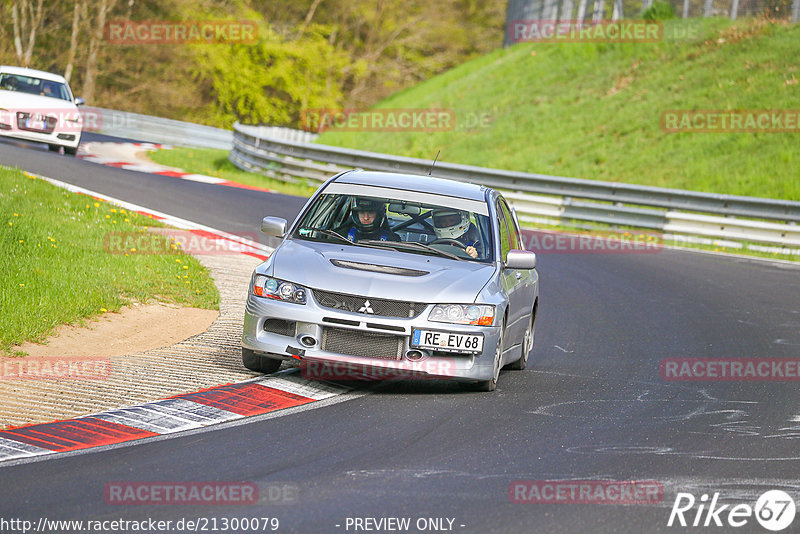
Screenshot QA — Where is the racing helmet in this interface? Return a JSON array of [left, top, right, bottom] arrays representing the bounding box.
[[432, 209, 470, 240], [350, 197, 386, 233]]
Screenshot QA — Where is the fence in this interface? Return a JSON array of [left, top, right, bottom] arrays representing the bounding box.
[[229, 122, 800, 250], [503, 0, 799, 45]]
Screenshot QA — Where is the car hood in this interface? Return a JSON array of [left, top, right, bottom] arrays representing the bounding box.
[[270, 239, 496, 303], [0, 90, 76, 111]]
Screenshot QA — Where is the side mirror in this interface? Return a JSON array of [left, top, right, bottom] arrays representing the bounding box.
[[74, 97, 85, 106], [261, 216, 287, 238], [505, 249, 537, 270]]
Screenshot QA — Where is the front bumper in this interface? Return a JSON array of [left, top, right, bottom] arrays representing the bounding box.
[[242, 292, 501, 382]]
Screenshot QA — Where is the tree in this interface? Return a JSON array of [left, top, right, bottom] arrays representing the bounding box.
[[11, 0, 45, 67]]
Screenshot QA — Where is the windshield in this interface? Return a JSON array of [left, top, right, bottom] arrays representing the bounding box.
[[0, 73, 72, 101], [294, 193, 494, 263]]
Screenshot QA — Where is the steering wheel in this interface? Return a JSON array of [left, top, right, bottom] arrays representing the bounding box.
[[430, 238, 467, 249]]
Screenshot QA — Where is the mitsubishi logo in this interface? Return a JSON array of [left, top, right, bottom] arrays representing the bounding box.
[[358, 300, 375, 314]]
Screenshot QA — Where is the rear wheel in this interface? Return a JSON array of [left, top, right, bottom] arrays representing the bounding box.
[[242, 347, 282, 374]]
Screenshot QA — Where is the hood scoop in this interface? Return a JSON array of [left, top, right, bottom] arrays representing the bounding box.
[[330, 259, 429, 277]]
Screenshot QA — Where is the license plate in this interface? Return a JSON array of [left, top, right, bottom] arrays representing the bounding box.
[[412, 329, 483, 353], [25, 116, 46, 130]]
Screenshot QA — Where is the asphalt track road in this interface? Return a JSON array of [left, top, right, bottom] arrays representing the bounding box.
[[2, 135, 800, 533]]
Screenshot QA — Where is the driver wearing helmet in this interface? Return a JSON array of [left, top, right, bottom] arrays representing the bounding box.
[[333, 197, 399, 243], [432, 208, 481, 259]]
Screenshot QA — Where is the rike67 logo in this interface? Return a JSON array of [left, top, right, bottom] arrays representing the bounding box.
[[668, 490, 796, 531]]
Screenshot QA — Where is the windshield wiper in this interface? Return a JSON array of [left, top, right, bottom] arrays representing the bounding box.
[[359, 239, 463, 261], [299, 228, 387, 250]]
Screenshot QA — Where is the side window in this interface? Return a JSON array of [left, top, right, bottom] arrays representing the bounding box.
[[496, 201, 510, 262], [499, 200, 520, 250]]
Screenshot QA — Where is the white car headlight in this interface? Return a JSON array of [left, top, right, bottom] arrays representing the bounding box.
[[428, 304, 495, 326], [252, 274, 307, 304]]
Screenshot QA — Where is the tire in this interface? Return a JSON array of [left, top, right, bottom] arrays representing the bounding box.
[[476, 326, 504, 392], [242, 347, 282, 374], [507, 309, 535, 370], [64, 145, 78, 156], [47, 144, 60, 152]]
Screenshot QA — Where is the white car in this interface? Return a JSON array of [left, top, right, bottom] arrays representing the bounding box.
[[0, 66, 84, 155]]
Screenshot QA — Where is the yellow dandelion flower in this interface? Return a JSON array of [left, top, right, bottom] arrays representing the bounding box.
[[8, 222, 12, 226], [196, 290, 201, 294], [176, 259, 182, 263], [183, 275, 188, 278], [131, 248, 136, 252], [13, 213, 18, 217], [100, 308, 107, 312], [94, 202, 100, 207], [19, 283, 24, 287], [19, 240, 24, 243], [110, 209, 117, 213], [120, 209, 126, 214], [105, 215, 110, 219], [124, 218, 130, 222], [183, 265, 188, 269]]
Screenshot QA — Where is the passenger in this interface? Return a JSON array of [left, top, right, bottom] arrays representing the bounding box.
[[1, 77, 18, 91], [333, 197, 399, 242], [432, 208, 481, 258]]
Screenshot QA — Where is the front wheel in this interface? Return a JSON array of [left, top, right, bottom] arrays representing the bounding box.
[[476, 327, 504, 392], [242, 347, 282, 374], [507, 310, 535, 370]]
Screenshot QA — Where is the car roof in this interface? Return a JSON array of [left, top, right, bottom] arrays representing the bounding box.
[[334, 170, 489, 202], [0, 66, 67, 83]]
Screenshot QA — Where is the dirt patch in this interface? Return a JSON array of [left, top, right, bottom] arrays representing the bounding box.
[[12, 303, 219, 358]]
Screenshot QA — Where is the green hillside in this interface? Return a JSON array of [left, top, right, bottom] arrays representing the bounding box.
[[318, 18, 800, 200]]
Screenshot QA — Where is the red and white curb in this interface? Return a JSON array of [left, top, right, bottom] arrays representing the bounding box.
[[0, 372, 349, 462], [38, 174, 271, 261], [78, 141, 275, 193], [0, 175, 352, 465]]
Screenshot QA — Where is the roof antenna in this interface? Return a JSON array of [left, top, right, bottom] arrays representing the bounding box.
[[427, 150, 441, 176]]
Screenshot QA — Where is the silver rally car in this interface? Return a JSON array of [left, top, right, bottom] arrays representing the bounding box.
[[242, 170, 539, 391]]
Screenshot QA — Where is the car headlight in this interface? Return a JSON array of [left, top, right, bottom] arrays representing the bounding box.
[[428, 304, 494, 326], [252, 274, 307, 304]]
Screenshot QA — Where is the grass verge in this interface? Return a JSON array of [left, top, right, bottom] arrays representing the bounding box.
[[147, 146, 317, 198], [317, 17, 800, 201], [0, 166, 219, 355]]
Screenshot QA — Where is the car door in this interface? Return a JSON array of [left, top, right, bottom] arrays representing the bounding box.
[[497, 199, 526, 351]]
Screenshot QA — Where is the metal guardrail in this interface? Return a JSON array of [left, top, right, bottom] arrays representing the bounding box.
[[81, 107, 232, 149], [81, 108, 319, 151], [230, 122, 800, 248]]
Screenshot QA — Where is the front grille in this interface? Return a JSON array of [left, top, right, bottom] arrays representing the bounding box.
[[312, 289, 421, 318], [321, 327, 403, 360], [263, 319, 296, 336]]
